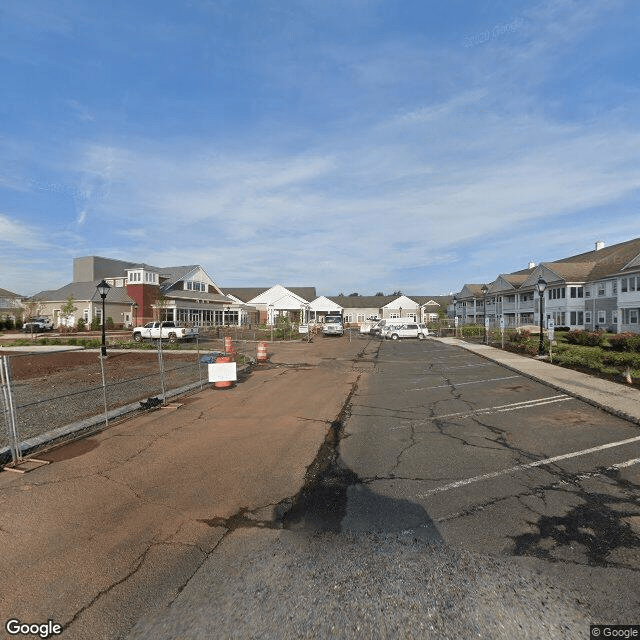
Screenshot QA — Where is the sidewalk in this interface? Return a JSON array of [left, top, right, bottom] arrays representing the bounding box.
[[437, 337, 640, 425]]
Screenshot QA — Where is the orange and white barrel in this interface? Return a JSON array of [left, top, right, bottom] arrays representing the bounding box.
[[257, 342, 268, 362], [224, 336, 234, 355], [214, 356, 234, 389]]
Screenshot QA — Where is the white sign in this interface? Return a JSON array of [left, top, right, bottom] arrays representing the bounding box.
[[454, 316, 459, 327], [484, 318, 490, 329], [208, 362, 237, 383], [499, 317, 505, 330], [547, 319, 555, 341]]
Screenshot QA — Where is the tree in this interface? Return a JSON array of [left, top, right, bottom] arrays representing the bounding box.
[[22, 299, 43, 322], [348, 292, 360, 297], [153, 292, 169, 322], [60, 295, 77, 333], [375, 292, 385, 297], [391, 290, 403, 296]]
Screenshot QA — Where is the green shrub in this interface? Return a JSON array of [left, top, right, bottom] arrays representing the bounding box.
[[507, 328, 531, 343], [607, 332, 640, 352], [91, 317, 101, 331], [460, 324, 483, 338], [565, 330, 606, 347], [76, 318, 86, 332]]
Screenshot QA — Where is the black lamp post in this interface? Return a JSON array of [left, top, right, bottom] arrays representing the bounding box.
[[96, 279, 111, 357], [536, 276, 547, 355], [481, 284, 488, 344]]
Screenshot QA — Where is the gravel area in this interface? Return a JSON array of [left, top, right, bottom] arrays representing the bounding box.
[[128, 531, 592, 640]]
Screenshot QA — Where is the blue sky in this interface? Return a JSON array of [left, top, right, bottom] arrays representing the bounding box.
[[2, 0, 639, 297]]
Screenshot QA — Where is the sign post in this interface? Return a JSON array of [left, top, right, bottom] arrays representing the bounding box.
[[547, 319, 555, 362]]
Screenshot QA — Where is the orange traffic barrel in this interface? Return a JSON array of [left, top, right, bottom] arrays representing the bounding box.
[[257, 342, 268, 362], [214, 355, 234, 389], [224, 336, 235, 355]]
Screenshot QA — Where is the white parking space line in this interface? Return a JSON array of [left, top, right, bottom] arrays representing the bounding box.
[[430, 363, 494, 370], [433, 395, 571, 420], [410, 375, 522, 391], [416, 435, 640, 498]]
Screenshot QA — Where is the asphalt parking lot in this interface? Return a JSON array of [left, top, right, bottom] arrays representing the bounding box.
[[341, 337, 640, 622]]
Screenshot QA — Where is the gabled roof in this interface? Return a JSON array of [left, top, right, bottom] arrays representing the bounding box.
[[310, 296, 343, 312], [410, 295, 453, 307], [31, 281, 134, 304], [382, 295, 420, 309], [0, 287, 23, 299], [457, 284, 487, 299], [550, 238, 640, 281], [224, 286, 317, 303], [327, 295, 397, 309]]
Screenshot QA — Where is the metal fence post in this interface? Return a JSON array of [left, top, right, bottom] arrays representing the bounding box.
[[99, 355, 109, 427], [1, 356, 21, 465]]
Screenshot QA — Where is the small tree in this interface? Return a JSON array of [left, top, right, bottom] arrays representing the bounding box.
[[21, 299, 44, 337], [153, 292, 169, 322], [60, 295, 77, 333]]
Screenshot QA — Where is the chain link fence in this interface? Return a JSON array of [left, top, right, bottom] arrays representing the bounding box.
[[0, 334, 260, 468]]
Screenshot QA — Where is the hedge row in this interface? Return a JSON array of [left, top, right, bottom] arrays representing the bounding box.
[[551, 344, 640, 378]]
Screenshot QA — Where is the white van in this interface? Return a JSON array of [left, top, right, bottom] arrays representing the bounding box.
[[371, 318, 418, 337]]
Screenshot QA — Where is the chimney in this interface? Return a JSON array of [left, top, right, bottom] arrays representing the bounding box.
[[528, 261, 536, 269], [595, 240, 605, 251]]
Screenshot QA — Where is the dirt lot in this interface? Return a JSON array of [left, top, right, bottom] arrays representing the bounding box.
[[0, 349, 207, 455], [1, 349, 196, 381]]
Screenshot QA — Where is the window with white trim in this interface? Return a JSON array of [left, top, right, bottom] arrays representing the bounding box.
[[597, 310, 606, 324]]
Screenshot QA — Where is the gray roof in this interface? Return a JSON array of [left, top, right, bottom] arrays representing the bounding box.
[[168, 290, 235, 304], [328, 295, 452, 309], [0, 287, 23, 299], [31, 281, 135, 303], [223, 287, 317, 303]]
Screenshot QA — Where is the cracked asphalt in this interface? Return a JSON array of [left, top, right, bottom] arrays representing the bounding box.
[[0, 337, 363, 639], [2, 335, 639, 639]]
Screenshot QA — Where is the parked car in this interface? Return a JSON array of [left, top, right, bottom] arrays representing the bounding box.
[[371, 318, 419, 338], [132, 321, 199, 343], [22, 317, 54, 333], [385, 323, 429, 340]]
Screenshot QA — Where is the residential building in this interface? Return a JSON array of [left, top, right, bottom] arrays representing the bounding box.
[[0, 287, 24, 324], [325, 294, 451, 326], [224, 286, 317, 324], [452, 238, 640, 334]]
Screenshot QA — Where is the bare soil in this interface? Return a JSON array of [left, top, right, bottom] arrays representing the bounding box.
[[1, 350, 195, 381]]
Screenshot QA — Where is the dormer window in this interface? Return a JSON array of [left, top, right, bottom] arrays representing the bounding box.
[[127, 269, 158, 284], [186, 281, 206, 292]]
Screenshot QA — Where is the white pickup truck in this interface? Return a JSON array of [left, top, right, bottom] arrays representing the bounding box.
[[132, 321, 199, 343], [23, 317, 54, 333]]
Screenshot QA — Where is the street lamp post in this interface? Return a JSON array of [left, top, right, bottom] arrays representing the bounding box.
[[452, 295, 458, 336], [96, 279, 111, 357], [536, 276, 548, 355], [481, 284, 489, 344]]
